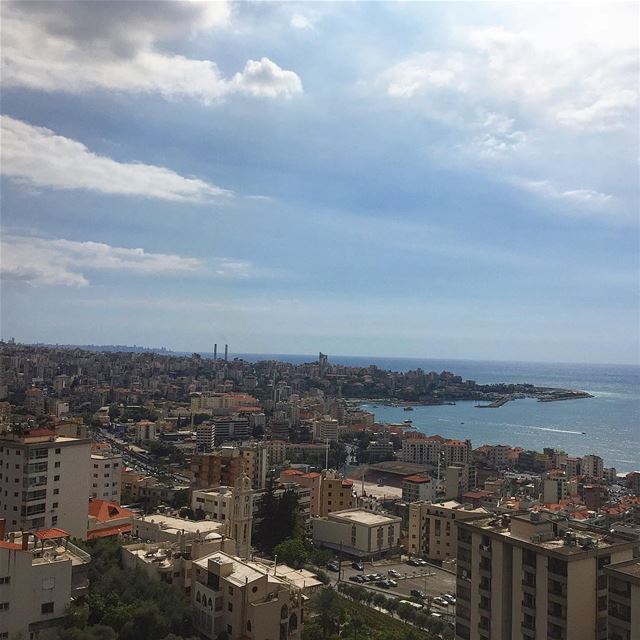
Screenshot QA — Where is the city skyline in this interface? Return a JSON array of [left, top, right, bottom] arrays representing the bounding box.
[[1, 1, 638, 365]]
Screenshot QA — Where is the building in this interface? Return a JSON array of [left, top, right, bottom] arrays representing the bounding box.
[[401, 436, 472, 467], [196, 423, 216, 453], [25, 387, 45, 416], [402, 475, 436, 503], [446, 465, 470, 500], [312, 508, 402, 559], [312, 417, 339, 443], [454, 512, 640, 640], [191, 551, 305, 640], [627, 472, 640, 495], [192, 443, 268, 491], [211, 417, 250, 444], [407, 500, 487, 561], [0, 429, 91, 539], [191, 474, 254, 558], [133, 513, 230, 546], [122, 538, 236, 592], [319, 469, 356, 517], [0, 526, 90, 640], [255, 482, 312, 531], [90, 450, 122, 502], [604, 558, 640, 640], [134, 420, 157, 443], [121, 471, 188, 509], [279, 470, 322, 516], [582, 455, 605, 480], [86, 499, 134, 540], [542, 476, 578, 505]]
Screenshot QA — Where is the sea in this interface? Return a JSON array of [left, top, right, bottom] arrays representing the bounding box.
[[233, 354, 640, 473]]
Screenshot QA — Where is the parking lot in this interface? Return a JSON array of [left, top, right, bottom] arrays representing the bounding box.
[[328, 558, 457, 615]]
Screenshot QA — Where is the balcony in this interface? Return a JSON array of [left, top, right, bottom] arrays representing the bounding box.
[[548, 613, 566, 628], [521, 603, 536, 617]]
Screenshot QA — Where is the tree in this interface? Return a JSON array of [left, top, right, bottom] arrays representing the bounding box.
[[311, 588, 342, 639], [372, 593, 387, 610], [273, 538, 309, 569], [346, 616, 365, 640]]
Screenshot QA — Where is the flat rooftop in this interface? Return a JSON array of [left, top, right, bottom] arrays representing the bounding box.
[[136, 514, 225, 535], [329, 509, 400, 526], [367, 461, 436, 476], [606, 559, 640, 583]]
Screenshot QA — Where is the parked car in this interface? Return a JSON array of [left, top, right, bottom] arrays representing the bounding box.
[[388, 569, 401, 578], [417, 559, 428, 566], [387, 579, 398, 587], [353, 575, 365, 583], [410, 589, 426, 599], [376, 580, 391, 589], [443, 593, 456, 604], [407, 559, 421, 567], [433, 597, 449, 607], [327, 562, 339, 572], [364, 574, 377, 581], [349, 575, 361, 582], [351, 561, 364, 571]]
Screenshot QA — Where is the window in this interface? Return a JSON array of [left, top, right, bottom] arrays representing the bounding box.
[[0, 602, 9, 610], [41, 602, 54, 615], [55, 448, 61, 454], [54, 462, 61, 468], [54, 475, 60, 481], [0, 577, 9, 585], [227, 626, 232, 635], [228, 602, 233, 612]]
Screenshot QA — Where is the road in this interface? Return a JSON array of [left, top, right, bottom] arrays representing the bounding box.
[[329, 558, 456, 617]]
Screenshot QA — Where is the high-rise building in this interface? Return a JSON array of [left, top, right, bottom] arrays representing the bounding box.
[[0, 429, 91, 539], [604, 558, 640, 640], [192, 443, 267, 491], [319, 469, 355, 517], [401, 435, 472, 467], [454, 512, 639, 640], [582, 455, 605, 480], [408, 500, 487, 562], [90, 450, 122, 502], [196, 423, 216, 452]]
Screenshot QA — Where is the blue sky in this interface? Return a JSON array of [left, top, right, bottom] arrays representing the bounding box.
[[1, 1, 638, 364]]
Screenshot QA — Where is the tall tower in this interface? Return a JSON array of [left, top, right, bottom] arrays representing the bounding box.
[[213, 344, 217, 360], [228, 473, 253, 558], [224, 344, 229, 361]]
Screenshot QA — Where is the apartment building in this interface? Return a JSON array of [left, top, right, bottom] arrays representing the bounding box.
[[402, 475, 435, 503], [279, 470, 322, 516], [604, 559, 640, 640], [454, 512, 639, 640], [312, 508, 402, 559], [192, 443, 267, 491], [212, 417, 250, 444], [319, 469, 356, 517], [542, 476, 578, 505], [196, 423, 216, 453], [90, 450, 122, 502], [0, 429, 91, 539], [0, 527, 90, 640], [408, 500, 487, 562], [191, 551, 305, 640], [582, 455, 605, 481], [401, 435, 472, 467], [312, 416, 339, 443], [121, 471, 188, 509]]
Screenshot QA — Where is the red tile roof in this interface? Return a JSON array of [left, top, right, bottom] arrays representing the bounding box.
[[88, 499, 134, 523], [34, 528, 70, 540], [87, 523, 133, 540]]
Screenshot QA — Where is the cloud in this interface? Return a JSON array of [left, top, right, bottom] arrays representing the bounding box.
[[516, 179, 613, 206], [1, 1, 302, 102], [290, 13, 314, 31], [380, 22, 638, 133], [1, 115, 231, 202], [1, 235, 203, 287], [230, 58, 303, 98]]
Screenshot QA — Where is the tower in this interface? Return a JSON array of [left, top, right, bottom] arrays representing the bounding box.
[[224, 344, 229, 361], [213, 343, 217, 360], [228, 473, 253, 558]]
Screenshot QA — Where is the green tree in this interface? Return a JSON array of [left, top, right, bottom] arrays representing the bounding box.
[[312, 588, 342, 639], [273, 538, 309, 568]]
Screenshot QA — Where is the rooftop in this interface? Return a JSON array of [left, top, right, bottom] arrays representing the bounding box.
[[328, 508, 401, 526], [136, 514, 225, 536]]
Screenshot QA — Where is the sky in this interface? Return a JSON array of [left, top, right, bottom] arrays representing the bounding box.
[[1, 1, 638, 364]]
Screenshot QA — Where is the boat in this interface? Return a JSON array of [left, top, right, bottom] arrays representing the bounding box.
[[403, 419, 413, 424], [404, 406, 414, 412]]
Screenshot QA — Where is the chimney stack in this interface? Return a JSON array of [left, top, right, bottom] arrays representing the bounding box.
[[224, 344, 228, 361], [213, 344, 217, 361]]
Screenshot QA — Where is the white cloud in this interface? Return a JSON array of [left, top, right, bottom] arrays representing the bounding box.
[[230, 58, 303, 98], [1, 115, 231, 202], [0, 235, 203, 287], [1, 1, 302, 102], [290, 13, 314, 31], [516, 179, 613, 205], [468, 112, 526, 158]]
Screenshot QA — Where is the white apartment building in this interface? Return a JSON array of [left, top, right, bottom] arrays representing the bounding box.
[[191, 551, 305, 640], [402, 475, 436, 503], [196, 423, 216, 453], [90, 451, 122, 502], [0, 429, 91, 539], [401, 436, 472, 467], [312, 417, 339, 443], [0, 528, 90, 640], [134, 420, 157, 443]]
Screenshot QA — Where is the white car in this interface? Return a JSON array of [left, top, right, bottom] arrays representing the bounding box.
[[388, 569, 401, 578]]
